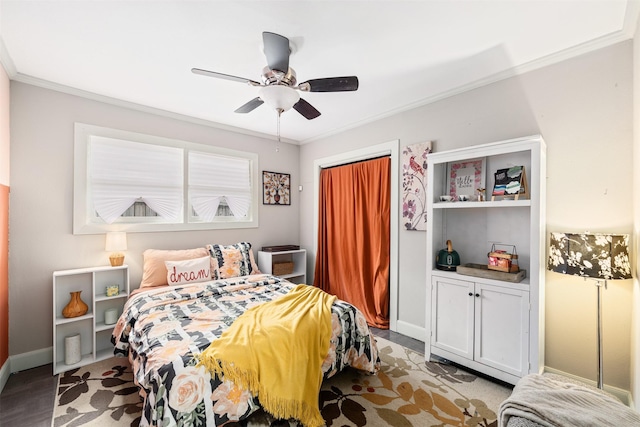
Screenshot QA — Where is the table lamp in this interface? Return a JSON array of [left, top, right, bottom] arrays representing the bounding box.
[[105, 231, 127, 267], [547, 232, 631, 389]]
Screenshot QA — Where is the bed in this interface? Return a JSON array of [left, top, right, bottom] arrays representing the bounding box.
[[111, 244, 379, 427]]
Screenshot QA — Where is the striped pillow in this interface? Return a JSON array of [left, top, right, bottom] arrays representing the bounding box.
[[207, 242, 260, 279]]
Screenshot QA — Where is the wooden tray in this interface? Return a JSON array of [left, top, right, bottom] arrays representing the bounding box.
[[456, 263, 526, 283]]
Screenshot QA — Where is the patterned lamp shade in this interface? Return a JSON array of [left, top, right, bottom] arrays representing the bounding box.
[[547, 232, 632, 280]]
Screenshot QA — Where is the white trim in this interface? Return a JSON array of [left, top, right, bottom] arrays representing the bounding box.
[[544, 366, 632, 407], [299, 31, 635, 145], [0, 346, 54, 393], [396, 320, 425, 343], [0, 37, 17, 78], [0, 358, 10, 393], [8, 346, 52, 374], [623, 0, 640, 39], [313, 140, 399, 331], [74, 123, 259, 234], [10, 72, 297, 145], [2, 16, 634, 147]]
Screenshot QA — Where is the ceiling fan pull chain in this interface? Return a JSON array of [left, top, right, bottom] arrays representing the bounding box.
[[276, 109, 282, 153]]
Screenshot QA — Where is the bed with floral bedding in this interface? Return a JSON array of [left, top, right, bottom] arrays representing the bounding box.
[[112, 273, 379, 426]]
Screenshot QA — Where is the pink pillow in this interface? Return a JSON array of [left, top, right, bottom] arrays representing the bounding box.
[[165, 256, 211, 286], [140, 247, 209, 288]]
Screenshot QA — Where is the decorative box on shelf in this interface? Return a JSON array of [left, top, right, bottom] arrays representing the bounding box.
[[488, 244, 519, 272], [273, 261, 294, 276]]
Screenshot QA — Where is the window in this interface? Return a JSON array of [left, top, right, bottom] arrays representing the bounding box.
[[74, 123, 259, 234], [188, 151, 252, 222]]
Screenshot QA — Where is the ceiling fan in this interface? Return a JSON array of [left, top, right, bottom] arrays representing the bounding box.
[[192, 31, 359, 120]]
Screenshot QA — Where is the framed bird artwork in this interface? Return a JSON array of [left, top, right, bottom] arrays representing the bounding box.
[[402, 141, 433, 231]]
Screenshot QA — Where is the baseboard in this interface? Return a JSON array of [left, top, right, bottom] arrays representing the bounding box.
[[544, 366, 632, 406], [0, 358, 10, 393], [395, 320, 426, 343], [9, 346, 52, 374]]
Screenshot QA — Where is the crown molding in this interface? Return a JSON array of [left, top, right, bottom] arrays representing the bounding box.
[[2, 13, 635, 147], [10, 71, 300, 145], [0, 36, 16, 78], [300, 27, 634, 145]]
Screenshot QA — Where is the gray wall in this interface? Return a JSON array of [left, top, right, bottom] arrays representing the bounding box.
[[9, 82, 301, 356], [300, 41, 634, 391]]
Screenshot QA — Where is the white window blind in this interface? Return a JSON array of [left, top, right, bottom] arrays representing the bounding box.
[[188, 151, 251, 221], [90, 136, 183, 224]]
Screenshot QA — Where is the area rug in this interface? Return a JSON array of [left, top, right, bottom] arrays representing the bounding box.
[[52, 337, 512, 426], [52, 357, 142, 427]]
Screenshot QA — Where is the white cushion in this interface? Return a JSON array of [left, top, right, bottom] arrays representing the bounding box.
[[165, 255, 211, 286]]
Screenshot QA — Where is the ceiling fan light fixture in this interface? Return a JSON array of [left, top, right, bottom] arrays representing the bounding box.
[[258, 85, 300, 112]]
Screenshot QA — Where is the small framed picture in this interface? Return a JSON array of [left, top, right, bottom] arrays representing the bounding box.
[[492, 166, 528, 200], [262, 171, 291, 205], [446, 158, 486, 199]]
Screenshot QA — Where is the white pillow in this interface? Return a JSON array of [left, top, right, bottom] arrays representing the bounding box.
[[165, 255, 211, 286]]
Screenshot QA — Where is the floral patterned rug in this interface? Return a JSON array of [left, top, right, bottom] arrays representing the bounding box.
[[52, 337, 512, 426], [52, 357, 142, 427]]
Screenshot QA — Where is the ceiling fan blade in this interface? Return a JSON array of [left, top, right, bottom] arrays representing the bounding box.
[[293, 98, 321, 120], [263, 32, 290, 73], [234, 97, 264, 113], [298, 76, 359, 92], [191, 68, 261, 86]]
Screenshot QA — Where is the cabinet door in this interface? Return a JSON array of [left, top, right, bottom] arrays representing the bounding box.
[[430, 276, 474, 360], [474, 283, 529, 377]]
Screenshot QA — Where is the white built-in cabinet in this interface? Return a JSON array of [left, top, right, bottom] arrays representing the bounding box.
[[431, 276, 530, 379], [425, 135, 546, 385], [52, 265, 129, 374], [258, 249, 307, 284]]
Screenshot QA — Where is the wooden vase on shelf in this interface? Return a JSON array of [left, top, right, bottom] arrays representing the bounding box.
[[62, 291, 88, 318]]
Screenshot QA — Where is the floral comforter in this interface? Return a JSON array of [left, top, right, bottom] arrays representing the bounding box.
[[112, 274, 379, 426]]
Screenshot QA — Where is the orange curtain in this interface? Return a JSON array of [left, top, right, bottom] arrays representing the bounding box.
[[314, 156, 390, 329]]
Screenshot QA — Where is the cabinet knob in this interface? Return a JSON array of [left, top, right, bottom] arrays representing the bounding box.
[[475, 293, 480, 297], [468, 292, 473, 296]]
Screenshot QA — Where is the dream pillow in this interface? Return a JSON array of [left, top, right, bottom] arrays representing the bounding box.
[[207, 242, 261, 279], [140, 247, 209, 288], [165, 256, 211, 286]]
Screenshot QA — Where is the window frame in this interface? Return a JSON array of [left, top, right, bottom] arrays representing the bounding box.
[[73, 123, 259, 234]]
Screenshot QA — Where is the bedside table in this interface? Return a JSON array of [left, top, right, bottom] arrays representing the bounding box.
[[258, 249, 307, 284]]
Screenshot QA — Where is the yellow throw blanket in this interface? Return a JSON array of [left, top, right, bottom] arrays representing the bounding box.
[[197, 284, 336, 427]]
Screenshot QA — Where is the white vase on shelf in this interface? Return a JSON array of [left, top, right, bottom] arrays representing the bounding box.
[[64, 334, 81, 365]]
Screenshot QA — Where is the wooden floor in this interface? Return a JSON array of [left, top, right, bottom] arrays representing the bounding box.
[[0, 329, 423, 426]]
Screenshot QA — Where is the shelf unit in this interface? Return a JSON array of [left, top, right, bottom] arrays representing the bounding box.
[[257, 249, 307, 284], [425, 135, 546, 385], [52, 265, 129, 374]]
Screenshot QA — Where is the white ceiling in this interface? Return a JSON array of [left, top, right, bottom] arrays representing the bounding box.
[[0, 1, 638, 144]]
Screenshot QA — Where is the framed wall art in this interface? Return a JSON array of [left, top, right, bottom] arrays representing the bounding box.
[[402, 141, 432, 231], [491, 165, 528, 200], [446, 157, 486, 199], [262, 171, 291, 205]]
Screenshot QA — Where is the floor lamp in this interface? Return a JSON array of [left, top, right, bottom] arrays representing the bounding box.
[[547, 232, 632, 389]]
